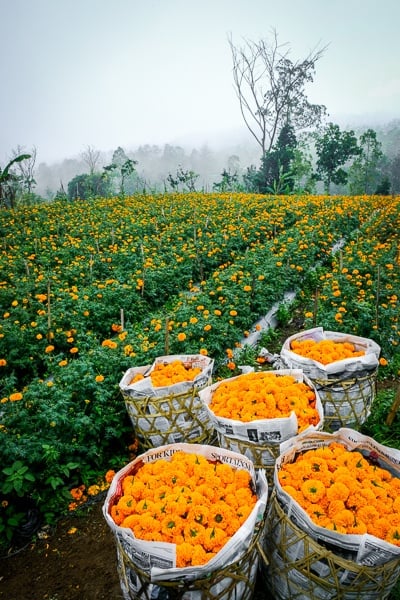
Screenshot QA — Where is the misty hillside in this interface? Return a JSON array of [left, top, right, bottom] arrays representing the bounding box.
[[34, 119, 400, 198]]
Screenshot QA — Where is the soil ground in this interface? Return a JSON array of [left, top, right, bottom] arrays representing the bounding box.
[[0, 498, 123, 600], [0, 496, 271, 600]]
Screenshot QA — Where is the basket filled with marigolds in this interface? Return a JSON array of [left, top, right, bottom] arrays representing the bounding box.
[[198, 369, 324, 486], [119, 354, 215, 449], [280, 327, 381, 432], [261, 428, 400, 600], [103, 442, 268, 600]]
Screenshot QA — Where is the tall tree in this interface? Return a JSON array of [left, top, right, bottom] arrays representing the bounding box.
[[255, 122, 297, 193], [166, 166, 199, 192], [348, 129, 383, 195], [314, 123, 361, 194], [229, 30, 327, 156], [67, 173, 112, 200], [388, 153, 400, 194], [102, 147, 138, 197], [81, 145, 102, 175]]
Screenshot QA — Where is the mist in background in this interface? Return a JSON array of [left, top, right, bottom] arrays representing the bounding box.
[[2, 0, 400, 193]]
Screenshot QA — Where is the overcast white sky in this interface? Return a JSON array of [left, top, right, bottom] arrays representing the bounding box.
[[1, 0, 400, 164]]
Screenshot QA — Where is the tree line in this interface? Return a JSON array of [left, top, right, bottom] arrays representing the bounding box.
[[2, 29, 400, 206]]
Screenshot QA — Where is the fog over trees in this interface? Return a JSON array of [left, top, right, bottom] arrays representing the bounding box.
[[4, 27, 400, 202], [28, 118, 400, 200], [34, 138, 261, 198]]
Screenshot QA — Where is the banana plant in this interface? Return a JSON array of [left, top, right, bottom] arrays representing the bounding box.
[[0, 153, 31, 208]]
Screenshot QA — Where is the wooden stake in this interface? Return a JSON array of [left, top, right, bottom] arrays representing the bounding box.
[[164, 317, 170, 355], [47, 279, 52, 341], [313, 288, 319, 327], [386, 383, 400, 427], [375, 264, 381, 329]]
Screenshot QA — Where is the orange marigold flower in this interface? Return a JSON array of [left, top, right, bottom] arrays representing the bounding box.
[[68, 527, 78, 535], [301, 479, 326, 503], [191, 544, 213, 566], [332, 508, 354, 529], [105, 470, 116, 483], [176, 542, 195, 568], [386, 526, 400, 547], [101, 339, 117, 349], [326, 481, 350, 503]]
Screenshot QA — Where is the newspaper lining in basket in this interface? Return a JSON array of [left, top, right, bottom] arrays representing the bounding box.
[[103, 443, 268, 600], [280, 328, 381, 430], [119, 355, 215, 448]]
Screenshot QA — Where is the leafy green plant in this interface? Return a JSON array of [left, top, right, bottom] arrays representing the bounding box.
[[2, 461, 36, 497], [361, 389, 400, 450]]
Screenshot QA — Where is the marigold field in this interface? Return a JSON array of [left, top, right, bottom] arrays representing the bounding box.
[[0, 191, 399, 560]]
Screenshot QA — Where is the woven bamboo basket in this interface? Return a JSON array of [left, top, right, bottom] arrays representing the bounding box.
[[103, 443, 268, 600], [261, 490, 400, 600], [113, 518, 264, 600], [280, 328, 381, 431], [119, 355, 215, 449], [312, 368, 378, 432]]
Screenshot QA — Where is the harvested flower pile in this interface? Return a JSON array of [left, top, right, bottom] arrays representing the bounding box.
[[130, 359, 202, 387], [208, 371, 320, 432], [278, 442, 400, 545], [289, 339, 365, 365], [109, 450, 257, 567]]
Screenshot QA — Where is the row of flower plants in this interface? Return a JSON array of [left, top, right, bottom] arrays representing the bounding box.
[[0, 192, 399, 548]]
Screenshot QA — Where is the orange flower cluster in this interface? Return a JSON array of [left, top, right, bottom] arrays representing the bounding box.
[[69, 469, 116, 511], [209, 372, 320, 432], [278, 442, 400, 546], [130, 360, 202, 387], [290, 338, 365, 365], [110, 450, 257, 567]]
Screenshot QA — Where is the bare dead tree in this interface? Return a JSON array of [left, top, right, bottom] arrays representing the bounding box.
[[81, 145, 101, 175], [228, 30, 328, 155]]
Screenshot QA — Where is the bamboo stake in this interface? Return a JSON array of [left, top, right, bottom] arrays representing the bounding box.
[[386, 383, 400, 427], [47, 279, 52, 341], [120, 308, 125, 331], [375, 264, 381, 329], [164, 317, 170, 355], [313, 288, 319, 327]]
